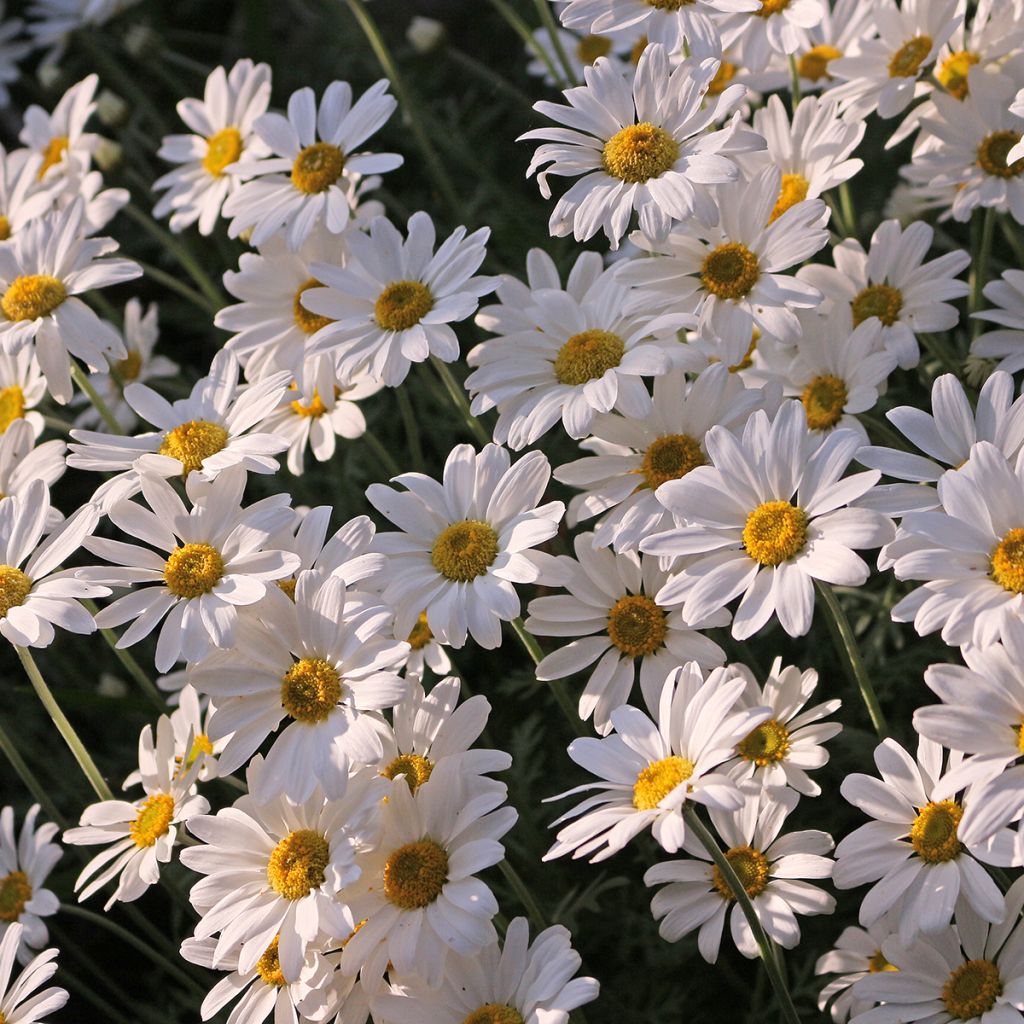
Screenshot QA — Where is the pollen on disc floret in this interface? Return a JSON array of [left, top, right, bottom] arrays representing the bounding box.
[[382, 838, 449, 910], [742, 501, 808, 566], [158, 419, 230, 474], [606, 594, 667, 657], [431, 520, 500, 582], [632, 755, 694, 810], [0, 565, 32, 618], [266, 829, 330, 900], [130, 794, 176, 848], [1, 274, 67, 322], [163, 543, 225, 598], [553, 329, 625, 386]]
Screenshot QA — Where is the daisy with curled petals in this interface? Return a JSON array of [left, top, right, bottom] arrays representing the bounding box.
[[814, 916, 901, 1024], [222, 80, 402, 250], [0, 199, 142, 404], [833, 736, 1017, 948], [338, 759, 516, 989], [182, 757, 382, 984], [718, 0, 826, 73], [0, 420, 66, 510], [80, 467, 300, 671], [642, 402, 893, 641], [303, 211, 496, 388], [520, 45, 763, 248], [366, 443, 565, 650], [973, 270, 1024, 374], [371, 916, 599, 1024], [0, 805, 61, 962], [525, 533, 727, 735], [645, 786, 835, 962], [0, 349, 46, 439], [0, 479, 107, 648], [543, 662, 770, 862], [618, 167, 830, 365], [153, 59, 272, 236], [554, 364, 772, 552], [64, 715, 209, 910], [186, 570, 409, 802], [18, 74, 99, 186], [0, 923, 67, 1024]]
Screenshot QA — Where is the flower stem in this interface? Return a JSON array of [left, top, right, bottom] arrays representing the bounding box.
[[70, 362, 122, 434], [396, 386, 425, 472], [970, 206, 997, 341], [485, 0, 569, 89], [429, 356, 492, 446], [83, 599, 164, 711], [532, 0, 577, 85], [499, 859, 548, 931], [133, 257, 220, 316], [509, 617, 586, 737], [839, 181, 857, 241], [15, 646, 115, 802], [0, 717, 65, 826], [814, 582, 889, 738], [362, 427, 402, 478], [682, 806, 803, 1024], [788, 55, 802, 105]]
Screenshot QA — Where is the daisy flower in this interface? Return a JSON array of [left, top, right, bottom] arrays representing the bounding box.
[[80, 467, 300, 671], [645, 785, 835, 962], [833, 735, 1015, 947], [798, 218, 970, 370], [525, 26, 633, 86], [222, 80, 402, 250], [153, 59, 272, 235], [553, 364, 771, 552], [0, 349, 46, 439], [973, 270, 1024, 374], [371, 916, 599, 1024], [399, 610, 452, 679], [0, 199, 142, 403], [303, 211, 496, 388], [26, 0, 141, 58], [0, 148, 61, 244], [717, 0, 826, 73], [18, 74, 99, 186], [64, 714, 209, 909], [0, 923, 67, 1024], [525, 533, 727, 734], [815, 916, 902, 1024], [366, 443, 565, 650], [520, 45, 762, 247], [618, 167, 829, 365], [0, 420, 66, 509], [642, 401, 893, 641], [543, 662, 770, 862], [0, 805, 61, 962]]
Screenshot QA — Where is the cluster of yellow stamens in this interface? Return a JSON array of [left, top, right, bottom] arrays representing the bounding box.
[[374, 280, 434, 332], [711, 845, 770, 900], [937, 50, 979, 100], [801, 374, 849, 431], [381, 753, 435, 793], [700, 243, 760, 301], [991, 528, 1024, 594], [255, 936, 286, 988], [755, 0, 790, 15], [639, 433, 706, 490], [769, 173, 810, 224], [163, 543, 225, 599], [606, 594, 668, 658], [267, 829, 330, 900], [0, 565, 31, 618], [797, 45, 842, 83], [576, 34, 611, 64], [281, 657, 342, 723], [742, 501, 808, 566], [0, 870, 32, 922], [407, 611, 433, 650], [158, 419, 230, 474], [462, 1006, 525, 1024], [737, 719, 791, 767], [977, 131, 1024, 179], [290, 389, 329, 418], [431, 520, 499, 582], [909, 800, 963, 863], [114, 349, 143, 382], [1, 275, 67, 322], [868, 950, 897, 974], [888, 35, 933, 78], [291, 142, 345, 194], [0, 386, 25, 434], [203, 127, 243, 176], [39, 136, 68, 179], [130, 793, 176, 848], [602, 123, 679, 183], [553, 329, 625, 386], [851, 284, 903, 327], [941, 959, 1003, 1021], [293, 278, 333, 335], [382, 838, 449, 909], [632, 755, 694, 810]]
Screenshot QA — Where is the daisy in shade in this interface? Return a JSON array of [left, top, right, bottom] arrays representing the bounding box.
[[642, 402, 893, 641], [0, 479, 107, 649], [0, 199, 142, 404], [18, 75, 99, 187], [525, 26, 631, 87], [64, 714, 209, 910], [815, 916, 902, 1024], [366, 443, 565, 650], [520, 45, 763, 248], [337, 759, 516, 989], [80, 467, 300, 671], [153, 59, 272, 236], [525, 533, 728, 735], [371, 916, 599, 1024], [543, 662, 770, 862], [0, 805, 61, 962], [0, 923, 67, 1024], [186, 570, 408, 803], [723, 657, 842, 798], [399, 611, 452, 679], [0, 420, 66, 509], [973, 270, 1024, 374], [719, 0, 826, 73], [833, 735, 1016, 948], [303, 211, 496, 388], [618, 167, 829, 366], [554, 364, 772, 552], [0, 148, 61, 244], [0, 349, 46, 439], [222, 80, 402, 250], [645, 785, 835, 962]]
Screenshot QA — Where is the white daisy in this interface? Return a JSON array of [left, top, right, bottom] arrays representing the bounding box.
[[0, 923, 67, 1024], [0, 348, 46, 439], [18, 74, 99, 187], [26, 0, 141, 59], [399, 610, 452, 679], [525, 26, 633, 86], [717, 0, 827, 73], [973, 270, 1024, 374], [0, 805, 61, 962], [0, 420, 66, 509], [0, 147, 61, 244], [815, 916, 902, 1024]]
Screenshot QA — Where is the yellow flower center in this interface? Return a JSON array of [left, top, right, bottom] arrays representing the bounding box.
[[738, 718, 791, 766], [281, 657, 342, 723], [114, 349, 143, 382], [602, 122, 680, 184], [292, 278, 334, 335], [203, 127, 243, 176], [383, 838, 449, 910], [851, 284, 903, 327], [290, 389, 328, 418], [769, 173, 809, 224], [869, 949, 898, 974], [291, 141, 345, 194], [1017, 723, 1024, 755], [743, 501, 808, 566], [632, 755, 695, 810], [267, 829, 330, 900], [0, 385, 25, 433], [0, 216, 11, 241], [639, 433, 706, 491], [910, 800, 963, 863], [977, 130, 1024, 179], [712, 845, 770, 899], [158, 419, 229, 474], [798, 44, 842, 82], [38, 135, 68, 179], [700, 243, 760, 301], [431, 520, 499, 582], [606, 593, 668, 657], [553, 328, 625, 386], [1, 275, 67, 322], [576, 34, 612, 64], [163, 543, 224, 598], [756, 0, 790, 15], [177, 734, 214, 773], [255, 936, 286, 988], [407, 610, 433, 650], [942, 959, 1003, 1021], [462, 1007, 525, 1024], [991, 528, 1024, 593], [277, 578, 297, 601], [801, 373, 848, 431], [889, 35, 933, 78], [381, 753, 435, 793], [708, 61, 737, 95], [937, 50, 979, 100], [0, 870, 31, 922], [0, 565, 32, 618], [374, 279, 434, 332], [130, 793, 175, 848]]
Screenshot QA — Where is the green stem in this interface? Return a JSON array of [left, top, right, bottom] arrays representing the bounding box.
[[16, 647, 115, 802], [70, 363, 122, 434], [362, 428, 402, 478], [499, 859, 548, 931], [683, 806, 803, 1024], [43, 415, 71, 435], [814, 582, 889, 738], [970, 206, 997, 342], [533, 0, 577, 84], [447, 47, 536, 111], [788, 54, 802, 105], [396, 387, 425, 472], [430, 356, 491, 446], [83, 599, 164, 711], [485, 0, 568, 89], [918, 331, 964, 379], [839, 181, 857, 242], [509, 617, 585, 737], [0, 717, 65, 825], [134, 259, 218, 315], [999, 214, 1024, 269]]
